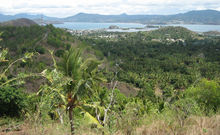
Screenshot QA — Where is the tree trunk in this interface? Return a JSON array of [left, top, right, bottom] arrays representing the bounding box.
[[69, 107, 74, 135], [57, 109, 63, 124]]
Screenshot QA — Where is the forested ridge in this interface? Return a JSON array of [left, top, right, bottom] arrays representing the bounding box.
[[0, 25, 220, 135]]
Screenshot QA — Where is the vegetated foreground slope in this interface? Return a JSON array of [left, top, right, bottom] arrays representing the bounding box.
[[0, 25, 220, 135]]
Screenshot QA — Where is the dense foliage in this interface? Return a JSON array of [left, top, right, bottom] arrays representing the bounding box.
[[82, 27, 220, 103], [0, 86, 27, 117], [0, 26, 220, 135]]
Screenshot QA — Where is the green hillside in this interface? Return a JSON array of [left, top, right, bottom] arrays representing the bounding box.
[[0, 26, 220, 135], [0, 18, 37, 27], [146, 26, 197, 40]]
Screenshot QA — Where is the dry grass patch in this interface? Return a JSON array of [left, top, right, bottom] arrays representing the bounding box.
[[135, 115, 220, 135]]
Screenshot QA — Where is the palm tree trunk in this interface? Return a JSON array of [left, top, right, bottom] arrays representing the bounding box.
[[69, 106, 74, 135]]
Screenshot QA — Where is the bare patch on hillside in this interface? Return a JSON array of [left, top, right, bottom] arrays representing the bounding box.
[[104, 82, 140, 96]]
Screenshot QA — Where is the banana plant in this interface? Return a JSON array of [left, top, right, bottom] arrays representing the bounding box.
[[0, 49, 44, 88]]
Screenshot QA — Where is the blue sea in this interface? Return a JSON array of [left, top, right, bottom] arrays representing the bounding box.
[[166, 24, 220, 32], [54, 22, 145, 30], [54, 22, 220, 32]]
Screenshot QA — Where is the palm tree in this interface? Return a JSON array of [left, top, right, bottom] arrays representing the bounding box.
[[60, 47, 102, 135]]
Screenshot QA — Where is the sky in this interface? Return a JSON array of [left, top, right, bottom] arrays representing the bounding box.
[[0, 0, 220, 17]]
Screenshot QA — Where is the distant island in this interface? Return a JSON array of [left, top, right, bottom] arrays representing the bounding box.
[[1, 9, 220, 25], [109, 25, 120, 29]]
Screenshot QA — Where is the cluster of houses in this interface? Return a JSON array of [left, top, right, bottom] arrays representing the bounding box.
[[66, 29, 106, 36]]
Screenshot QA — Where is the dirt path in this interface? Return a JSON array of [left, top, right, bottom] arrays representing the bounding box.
[[35, 30, 49, 45]]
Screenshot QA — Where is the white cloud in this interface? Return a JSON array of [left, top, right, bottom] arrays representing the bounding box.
[[0, 0, 219, 17]]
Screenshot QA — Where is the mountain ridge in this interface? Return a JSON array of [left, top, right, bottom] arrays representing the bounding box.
[[1, 9, 220, 24]]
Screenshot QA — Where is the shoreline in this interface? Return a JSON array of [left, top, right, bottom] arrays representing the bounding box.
[[54, 23, 220, 33]]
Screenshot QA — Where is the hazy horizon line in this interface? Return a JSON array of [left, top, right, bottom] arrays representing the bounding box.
[[0, 9, 219, 18]]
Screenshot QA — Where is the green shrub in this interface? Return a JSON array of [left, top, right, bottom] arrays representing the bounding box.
[[35, 46, 46, 54], [55, 49, 65, 57], [47, 36, 62, 48], [94, 50, 104, 60], [65, 43, 71, 50], [0, 86, 27, 117], [37, 62, 47, 71], [172, 98, 202, 116], [161, 98, 202, 127], [185, 79, 220, 111]]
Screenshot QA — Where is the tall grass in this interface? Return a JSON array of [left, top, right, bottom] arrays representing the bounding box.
[[1, 115, 219, 135]]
